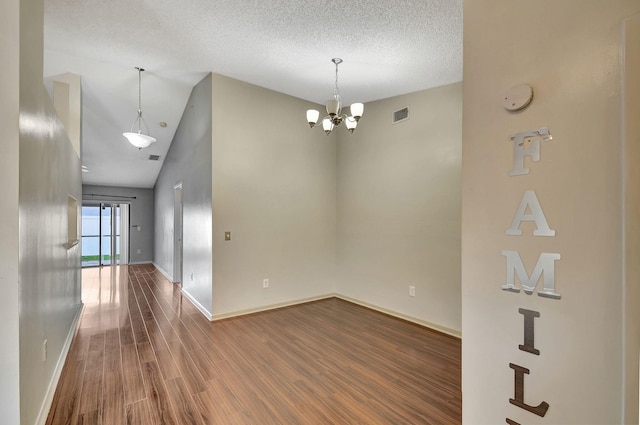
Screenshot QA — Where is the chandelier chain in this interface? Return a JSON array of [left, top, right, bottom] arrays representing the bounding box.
[[334, 61, 340, 98]]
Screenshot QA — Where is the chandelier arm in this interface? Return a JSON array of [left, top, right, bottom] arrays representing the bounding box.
[[305, 58, 361, 134], [310, 114, 331, 128], [309, 113, 355, 128]]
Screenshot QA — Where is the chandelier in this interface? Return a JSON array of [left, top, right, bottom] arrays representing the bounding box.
[[123, 67, 157, 149], [306, 58, 364, 135]]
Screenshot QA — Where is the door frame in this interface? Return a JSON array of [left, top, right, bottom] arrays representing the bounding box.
[[173, 183, 183, 285]]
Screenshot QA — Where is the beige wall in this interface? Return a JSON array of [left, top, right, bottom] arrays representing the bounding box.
[[337, 83, 462, 335], [168, 74, 463, 335], [0, 0, 21, 421], [623, 13, 640, 423], [51, 73, 82, 157], [462, 1, 640, 423], [211, 74, 337, 317]]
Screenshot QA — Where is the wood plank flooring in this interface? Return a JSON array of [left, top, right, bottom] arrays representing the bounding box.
[[46, 264, 461, 424]]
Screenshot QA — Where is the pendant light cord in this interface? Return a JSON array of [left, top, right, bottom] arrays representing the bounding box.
[[136, 67, 143, 119], [133, 67, 147, 134]]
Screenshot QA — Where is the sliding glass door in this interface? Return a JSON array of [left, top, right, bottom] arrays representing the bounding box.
[[81, 203, 127, 267]]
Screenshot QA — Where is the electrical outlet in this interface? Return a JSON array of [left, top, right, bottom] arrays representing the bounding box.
[[136, 249, 141, 254], [263, 278, 269, 288], [409, 285, 416, 297], [190, 273, 194, 281], [43, 339, 48, 362]]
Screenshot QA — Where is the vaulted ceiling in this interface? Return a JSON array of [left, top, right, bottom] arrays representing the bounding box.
[[44, 0, 463, 188]]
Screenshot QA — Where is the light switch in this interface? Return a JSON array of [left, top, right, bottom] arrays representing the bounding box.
[[225, 231, 231, 241]]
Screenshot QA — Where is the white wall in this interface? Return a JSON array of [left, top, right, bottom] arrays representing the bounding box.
[[337, 83, 462, 335], [462, 1, 640, 423], [0, 0, 21, 421], [211, 74, 337, 317]]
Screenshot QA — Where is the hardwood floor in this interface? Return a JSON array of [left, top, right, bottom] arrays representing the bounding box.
[[46, 264, 461, 424]]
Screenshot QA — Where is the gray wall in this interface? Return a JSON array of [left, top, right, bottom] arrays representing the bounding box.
[[82, 184, 155, 264], [1, 0, 20, 421], [154, 74, 213, 314], [4, 0, 84, 422]]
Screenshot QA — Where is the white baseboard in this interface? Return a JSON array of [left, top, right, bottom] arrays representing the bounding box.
[[201, 292, 461, 338], [181, 288, 213, 320], [128, 260, 153, 265], [335, 294, 462, 338], [35, 302, 84, 425], [147, 264, 461, 339], [209, 294, 335, 321], [152, 262, 173, 282]]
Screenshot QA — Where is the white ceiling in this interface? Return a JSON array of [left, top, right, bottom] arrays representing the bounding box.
[[43, 0, 463, 189]]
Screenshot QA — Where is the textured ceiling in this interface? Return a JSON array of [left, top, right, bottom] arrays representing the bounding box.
[[44, 0, 463, 188]]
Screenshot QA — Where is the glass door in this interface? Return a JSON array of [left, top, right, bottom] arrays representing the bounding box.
[[81, 205, 100, 267], [100, 205, 120, 265], [82, 203, 124, 267]]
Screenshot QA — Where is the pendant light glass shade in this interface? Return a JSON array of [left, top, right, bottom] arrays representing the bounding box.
[[350, 103, 364, 120], [322, 118, 334, 135], [123, 129, 156, 148], [345, 117, 357, 133], [307, 109, 320, 127], [305, 58, 364, 135], [123, 67, 156, 149], [326, 97, 341, 117]]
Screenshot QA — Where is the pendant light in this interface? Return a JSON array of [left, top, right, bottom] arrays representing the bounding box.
[[306, 58, 364, 135], [123, 67, 157, 149]]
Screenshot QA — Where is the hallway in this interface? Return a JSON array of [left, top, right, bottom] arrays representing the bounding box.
[[46, 265, 461, 424]]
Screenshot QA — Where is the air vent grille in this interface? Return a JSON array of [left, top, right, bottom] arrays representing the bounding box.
[[148, 155, 160, 161], [392, 107, 409, 124]]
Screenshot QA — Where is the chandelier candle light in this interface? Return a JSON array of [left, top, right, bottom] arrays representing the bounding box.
[[306, 58, 364, 135], [123, 67, 157, 149]]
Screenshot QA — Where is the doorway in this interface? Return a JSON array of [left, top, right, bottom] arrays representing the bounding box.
[[81, 203, 129, 267], [173, 183, 183, 285]]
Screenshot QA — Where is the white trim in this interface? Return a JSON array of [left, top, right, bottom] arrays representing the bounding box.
[[150, 258, 462, 338], [204, 293, 460, 338], [35, 303, 84, 425], [181, 288, 213, 320], [335, 294, 462, 339], [152, 262, 173, 281], [128, 261, 153, 265], [210, 294, 335, 321]]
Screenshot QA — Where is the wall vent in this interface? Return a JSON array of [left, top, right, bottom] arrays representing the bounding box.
[[148, 154, 160, 161], [392, 106, 409, 124]]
